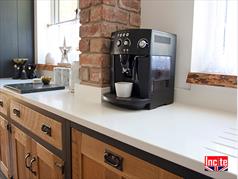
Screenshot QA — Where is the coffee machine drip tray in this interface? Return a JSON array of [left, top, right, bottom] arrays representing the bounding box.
[[102, 93, 150, 109]]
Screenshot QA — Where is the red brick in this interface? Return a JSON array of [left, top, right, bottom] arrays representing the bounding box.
[[80, 67, 89, 81], [101, 22, 117, 37], [90, 68, 101, 82], [102, 5, 115, 21], [91, 0, 102, 5], [91, 0, 116, 6], [130, 12, 140, 27], [90, 38, 111, 53], [80, 23, 117, 38], [79, 0, 91, 9], [117, 24, 130, 31], [91, 5, 128, 24], [102, 6, 129, 24], [118, 0, 141, 12], [80, 9, 90, 24], [80, 24, 101, 37], [80, 53, 110, 67], [103, 0, 116, 6], [115, 8, 129, 24], [90, 6, 103, 22], [79, 38, 90, 52], [89, 67, 110, 84]]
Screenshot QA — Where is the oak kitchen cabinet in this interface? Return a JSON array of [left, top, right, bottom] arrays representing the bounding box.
[[72, 129, 182, 179], [11, 125, 64, 179], [0, 91, 66, 179]]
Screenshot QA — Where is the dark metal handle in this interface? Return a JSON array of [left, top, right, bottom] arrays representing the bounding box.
[[104, 150, 123, 171], [41, 124, 51, 136], [0, 100, 3, 107], [24, 153, 31, 169], [13, 108, 20, 117], [29, 157, 37, 176]]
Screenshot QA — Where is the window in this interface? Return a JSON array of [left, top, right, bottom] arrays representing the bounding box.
[[51, 0, 79, 24], [36, 0, 80, 64], [191, 0, 237, 76]]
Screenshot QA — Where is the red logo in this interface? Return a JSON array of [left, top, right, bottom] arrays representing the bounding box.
[[204, 156, 228, 171]]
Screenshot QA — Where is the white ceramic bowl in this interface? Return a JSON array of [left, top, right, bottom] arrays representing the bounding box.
[[115, 82, 133, 98]]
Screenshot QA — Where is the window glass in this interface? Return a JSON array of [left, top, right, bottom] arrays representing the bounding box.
[[59, 0, 78, 22], [191, 0, 237, 75]]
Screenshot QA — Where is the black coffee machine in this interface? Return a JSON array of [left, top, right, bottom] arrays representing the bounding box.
[[102, 29, 176, 109]]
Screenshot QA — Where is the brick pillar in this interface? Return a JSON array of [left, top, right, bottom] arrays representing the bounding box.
[[79, 0, 141, 87]]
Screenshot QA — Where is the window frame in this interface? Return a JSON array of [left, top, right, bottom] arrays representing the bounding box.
[[186, 72, 237, 88], [50, 0, 79, 25], [187, 0, 237, 88]]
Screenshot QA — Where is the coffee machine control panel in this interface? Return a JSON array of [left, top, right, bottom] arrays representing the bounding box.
[[111, 29, 152, 55]]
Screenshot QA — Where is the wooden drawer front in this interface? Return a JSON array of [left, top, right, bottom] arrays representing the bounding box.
[[81, 134, 182, 179], [0, 93, 8, 116], [10, 100, 62, 150]]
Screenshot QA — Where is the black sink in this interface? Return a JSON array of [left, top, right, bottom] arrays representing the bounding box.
[[4, 83, 65, 94]]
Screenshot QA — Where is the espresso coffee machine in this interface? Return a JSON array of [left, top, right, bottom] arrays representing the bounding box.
[[102, 29, 176, 109]]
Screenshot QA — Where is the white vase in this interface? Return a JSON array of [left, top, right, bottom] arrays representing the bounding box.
[[45, 53, 55, 64]]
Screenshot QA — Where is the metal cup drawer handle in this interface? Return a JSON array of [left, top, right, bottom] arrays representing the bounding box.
[[41, 124, 52, 136], [0, 100, 3, 107], [13, 108, 20, 117], [24, 153, 31, 169], [29, 156, 37, 176], [104, 150, 123, 171]]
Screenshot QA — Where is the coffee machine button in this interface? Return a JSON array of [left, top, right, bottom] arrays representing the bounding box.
[[122, 33, 126, 37], [116, 40, 122, 47], [123, 39, 130, 46], [138, 39, 148, 48], [126, 32, 129, 36]]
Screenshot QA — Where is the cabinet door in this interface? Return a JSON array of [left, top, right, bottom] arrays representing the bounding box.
[[11, 125, 32, 179], [0, 116, 11, 178], [72, 129, 124, 179], [30, 140, 64, 179]]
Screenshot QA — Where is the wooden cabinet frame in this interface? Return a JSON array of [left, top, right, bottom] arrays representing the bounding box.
[[0, 116, 11, 179]]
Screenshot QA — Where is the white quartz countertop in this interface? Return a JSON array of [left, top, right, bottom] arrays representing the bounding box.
[[0, 79, 237, 179]]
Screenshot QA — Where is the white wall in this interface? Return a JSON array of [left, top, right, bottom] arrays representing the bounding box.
[[141, 0, 237, 113]]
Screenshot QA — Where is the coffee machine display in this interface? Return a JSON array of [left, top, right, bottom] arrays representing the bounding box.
[[102, 29, 176, 109]]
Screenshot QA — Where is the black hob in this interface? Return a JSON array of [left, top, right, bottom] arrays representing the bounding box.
[[4, 83, 65, 94]]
